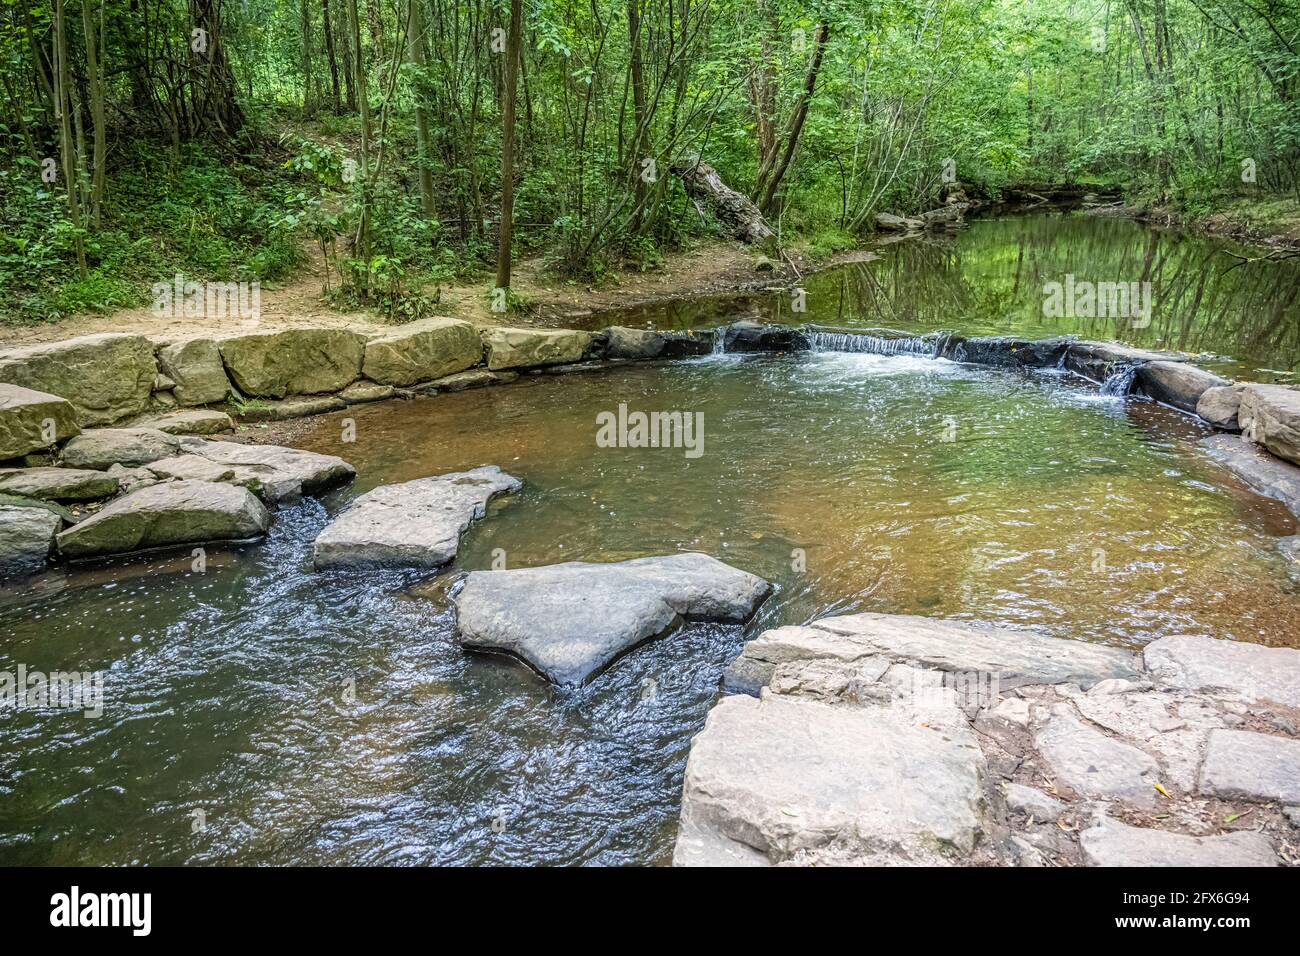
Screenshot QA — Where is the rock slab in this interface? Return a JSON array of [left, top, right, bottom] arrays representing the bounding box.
[[313, 466, 520, 570], [481, 328, 592, 371], [1080, 817, 1278, 867], [1198, 729, 1300, 803], [176, 438, 355, 504], [218, 329, 365, 398], [1239, 383, 1300, 466], [362, 317, 482, 386], [0, 384, 81, 460], [0, 504, 60, 574], [0, 467, 119, 502], [0, 333, 157, 426], [1144, 634, 1300, 708], [455, 552, 770, 685]]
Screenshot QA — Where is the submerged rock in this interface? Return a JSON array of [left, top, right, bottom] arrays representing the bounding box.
[[362, 317, 482, 386], [0, 504, 61, 575], [1080, 816, 1278, 867], [1135, 360, 1231, 413], [1238, 383, 1300, 466], [175, 438, 354, 504], [0, 333, 157, 426], [0, 384, 80, 460], [481, 327, 592, 371], [1199, 433, 1300, 519], [0, 467, 119, 502], [55, 480, 270, 558], [312, 466, 521, 570], [422, 369, 519, 392], [944, 336, 1071, 368], [455, 553, 770, 685], [673, 692, 987, 866], [1144, 633, 1300, 708], [602, 326, 712, 360], [217, 329, 365, 398], [60, 428, 181, 470]]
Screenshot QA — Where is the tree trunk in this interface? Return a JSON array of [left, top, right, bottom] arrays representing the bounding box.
[[757, 22, 829, 216], [322, 0, 342, 110], [673, 159, 775, 243], [407, 0, 435, 217], [495, 0, 522, 291]]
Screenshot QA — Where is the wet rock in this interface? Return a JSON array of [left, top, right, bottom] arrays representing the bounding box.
[[176, 438, 354, 505], [217, 329, 365, 398], [602, 327, 711, 361], [1280, 536, 1300, 583], [481, 327, 592, 371], [56, 480, 270, 558], [672, 692, 987, 866], [1198, 729, 1300, 803], [0, 333, 157, 426], [1080, 816, 1278, 867], [1238, 383, 1300, 466], [60, 428, 181, 470], [944, 336, 1071, 368], [1144, 634, 1300, 708], [338, 382, 397, 404], [1005, 783, 1065, 822], [313, 466, 521, 570], [720, 320, 810, 353], [0, 467, 119, 503], [1064, 341, 1186, 385], [1196, 383, 1245, 431], [422, 369, 519, 392], [1200, 433, 1300, 518], [1034, 708, 1159, 806], [142, 409, 234, 435], [0, 384, 80, 460], [362, 317, 482, 386], [1135, 361, 1231, 413], [0, 504, 61, 575], [155, 338, 231, 406], [237, 396, 347, 421], [875, 212, 924, 231], [455, 553, 770, 685]]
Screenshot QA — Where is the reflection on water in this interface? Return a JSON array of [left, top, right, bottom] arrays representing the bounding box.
[[3, 350, 1298, 866], [584, 215, 1300, 379]]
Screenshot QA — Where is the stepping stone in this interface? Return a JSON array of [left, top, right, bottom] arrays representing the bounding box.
[[1144, 634, 1300, 708], [55, 480, 269, 558], [1034, 709, 1160, 806], [0, 467, 118, 502], [672, 692, 987, 866], [1080, 816, 1278, 867], [60, 428, 181, 470], [312, 466, 521, 570], [455, 553, 770, 685], [1198, 729, 1300, 803], [176, 438, 354, 504]]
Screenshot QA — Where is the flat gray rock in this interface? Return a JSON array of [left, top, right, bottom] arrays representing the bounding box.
[[0, 504, 60, 575], [56, 480, 269, 558], [142, 409, 234, 435], [1196, 383, 1244, 431], [672, 692, 987, 866], [801, 613, 1140, 689], [1034, 709, 1160, 806], [0, 466, 119, 502], [1198, 729, 1300, 803], [455, 553, 770, 685], [1080, 816, 1278, 867], [1136, 360, 1230, 413], [176, 438, 354, 504], [60, 427, 181, 470], [1005, 783, 1066, 822], [313, 466, 521, 570], [1144, 634, 1300, 708], [1239, 383, 1300, 466], [1200, 433, 1300, 518]]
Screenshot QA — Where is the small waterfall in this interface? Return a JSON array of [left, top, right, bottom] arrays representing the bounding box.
[[806, 328, 942, 358], [1100, 362, 1140, 396], [711, 326, 726, 354]]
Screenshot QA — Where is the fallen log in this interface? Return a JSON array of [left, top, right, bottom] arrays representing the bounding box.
[[670, 159, 775, 243]]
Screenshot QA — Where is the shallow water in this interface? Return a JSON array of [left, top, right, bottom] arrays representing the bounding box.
[[3, 218, 1300, 866]]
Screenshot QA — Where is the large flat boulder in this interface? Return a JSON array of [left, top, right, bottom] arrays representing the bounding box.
[[1063, 341, 1185, 384], [1080, 816, 1278, 867], [455, 553, 770, 685], [753, 612, 1140, 690], [1135, 360, 1231, 413], [0, 384, 80, 460], [154, 338, 231, 406], [1034, 708, 1160, 806], [1143, 634, 1300, 708], [362, 317, 482, 386], [720, 320, 809, 353], [0, 504, 60, 575], [313, 466, 520, 570], [55, 480, 269, 558], [175, 438, 354, 504], [60, 428, 181, 470], [1238, 383, 1300, 466], [673, 692, 987, 866], [1196, 383, 1245, 431], [481, 327, 592, 371], [0, 333, 157, 426], [217, 329, 365, 398], [1200, 433, 1300, 518], [0, 467, 118, 502], [1197, 729, 1300, 803], [601, 327, 711, 361]]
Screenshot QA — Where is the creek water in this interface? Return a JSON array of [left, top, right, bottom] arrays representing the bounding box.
[[2, 215, 1298, 865]]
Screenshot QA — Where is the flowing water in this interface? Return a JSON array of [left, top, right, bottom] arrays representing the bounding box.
[[3, 215, 1299, 866]]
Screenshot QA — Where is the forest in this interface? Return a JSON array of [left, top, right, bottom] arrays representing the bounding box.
[[0, 0, 1297, 323]]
